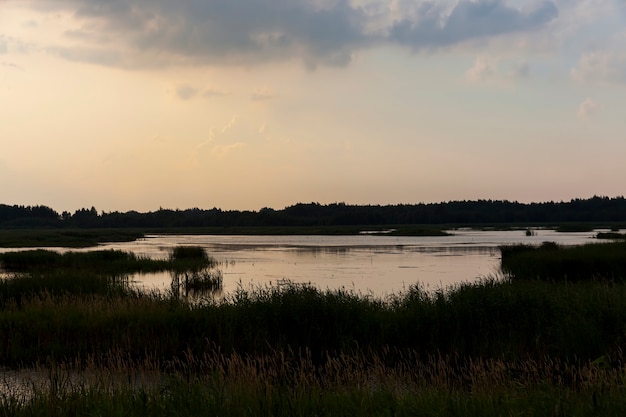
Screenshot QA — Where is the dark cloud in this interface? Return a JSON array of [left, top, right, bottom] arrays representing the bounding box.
[[390, 1, 558, 49], [48, 0, 557, 68], [58, 0, 368, 67]]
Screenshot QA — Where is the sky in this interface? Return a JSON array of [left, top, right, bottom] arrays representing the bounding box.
[[1, 0, 625, 213]]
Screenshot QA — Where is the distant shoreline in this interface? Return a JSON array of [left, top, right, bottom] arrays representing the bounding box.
[[0, 223, 623, 248]]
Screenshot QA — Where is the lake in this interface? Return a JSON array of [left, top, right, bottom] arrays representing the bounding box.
[[90, 229, 601, 297]]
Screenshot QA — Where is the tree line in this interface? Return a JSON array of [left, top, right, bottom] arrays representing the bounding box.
[[1, 196, 626, 229]]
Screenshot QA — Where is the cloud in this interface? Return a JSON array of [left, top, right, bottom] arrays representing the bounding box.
[[0, 33, 37, 55], [577, 97, 600, 120], [513, 61, 530, 78], [203, 87, 229, 98], [464, 56, 494, 83], [1, 61, 23, 71], [21, 20, 38, 29], [571, 50, 626, 85], [221, 117, 237, 133], [390, 1, 558, 49], [464, 55, 531, 83], [51, 0, 369, 68], [175, 84, 229, 100], [64, 28, 112, 44], [251, 87, 276, 101], [176, 84, 198, 100], [211, 142, 246, 158], [35, 0, 558, 69]]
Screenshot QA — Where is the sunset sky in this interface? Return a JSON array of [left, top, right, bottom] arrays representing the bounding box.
[[1, 0, 624, 213]]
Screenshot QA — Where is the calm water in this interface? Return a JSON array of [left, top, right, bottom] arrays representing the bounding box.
[[0, 229, 603, 297], [90, 229, 601, 297]]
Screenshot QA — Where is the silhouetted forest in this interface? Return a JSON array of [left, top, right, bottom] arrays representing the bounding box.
[[1, 196, 625, 229]]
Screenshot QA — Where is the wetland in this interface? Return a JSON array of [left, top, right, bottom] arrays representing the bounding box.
[[2, 228, 626, 415]]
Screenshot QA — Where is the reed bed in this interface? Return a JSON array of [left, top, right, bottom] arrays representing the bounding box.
[[0, 247, 216, 303], [2, 278, 626, 366], [501, 241, 626, 282], [2, 349, 626, 416], [0, 247, 214, 275]]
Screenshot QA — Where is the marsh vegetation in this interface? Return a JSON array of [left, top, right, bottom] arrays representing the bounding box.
[[2, 241, 626, 415], [0, 229, 144, 248]]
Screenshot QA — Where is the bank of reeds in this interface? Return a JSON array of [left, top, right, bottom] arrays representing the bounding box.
[[0, 247, 214, 275], [2, 278, 626, 366], [501, 241, 626, 282], [0, 247, 217, 305], [597, 231, 626, 240], [3, 348, 626, 416]]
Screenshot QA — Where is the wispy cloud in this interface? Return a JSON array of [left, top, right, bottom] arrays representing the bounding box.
[[1, 61, 23, 71], [211, 142, 246, 158], [577, 97, 600, 120], [221, 117, 237, 134], [175, 84, 229, 100], [571, 50, 626, 85], [464, 56, 494, 83], [464, 55, 531, 84], [251, 87, 276, 101], [0, 38, 6, 55], [176, 84, 198, 100], [203, 86, 229, 98]]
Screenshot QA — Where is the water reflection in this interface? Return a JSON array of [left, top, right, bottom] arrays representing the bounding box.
[[123, 232, 588, 296], [169, 268, 223, 300], [1, 229, 603, 298]]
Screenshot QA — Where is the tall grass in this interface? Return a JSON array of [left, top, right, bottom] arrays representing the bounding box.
[[3, 349, 626, 416], [0, 246, 218, 306], [501, 241, 626, 282], [0, 247, 214, 275], [2, 279, 626, 366]]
